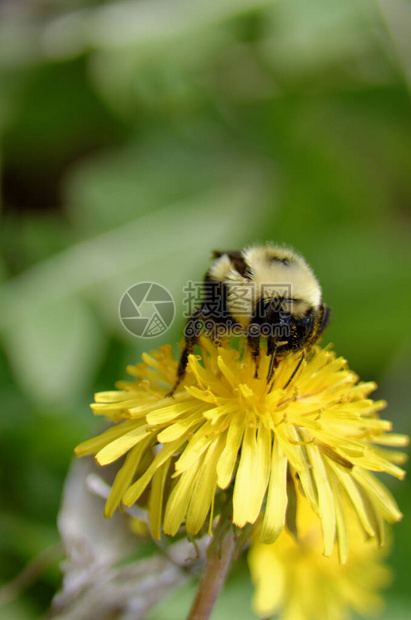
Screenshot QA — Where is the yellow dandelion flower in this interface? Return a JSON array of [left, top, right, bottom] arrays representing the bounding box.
[[75, 340, 408, 553], [249, 494, 392, 620]]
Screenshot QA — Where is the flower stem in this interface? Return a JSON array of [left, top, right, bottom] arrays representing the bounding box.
[[187, 518, 236, 620]]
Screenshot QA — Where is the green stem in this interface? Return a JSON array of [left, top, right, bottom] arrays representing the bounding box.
[[187, 519, 236, 620]]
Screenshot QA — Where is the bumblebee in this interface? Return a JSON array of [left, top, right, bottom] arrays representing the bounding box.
[[170, 244, 329, 394]]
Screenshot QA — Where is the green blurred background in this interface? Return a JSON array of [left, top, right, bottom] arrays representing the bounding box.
[[0, 0, 410, 618]]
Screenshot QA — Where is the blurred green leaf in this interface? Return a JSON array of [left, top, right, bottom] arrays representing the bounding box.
[[0, 297, 105, 405]]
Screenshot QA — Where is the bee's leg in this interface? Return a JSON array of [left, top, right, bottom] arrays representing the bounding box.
[[283, 350, 305, 389], [167, 310, 202, 397], [247, 323, 261, 378], [266, 337, 278, 384], [167, 340, 196, 396]]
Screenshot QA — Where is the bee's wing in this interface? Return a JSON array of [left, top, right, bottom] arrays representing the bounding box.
[[211, 250, 250, 278]]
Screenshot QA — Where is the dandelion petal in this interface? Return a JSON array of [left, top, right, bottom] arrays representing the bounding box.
[[96, 425, 149, 465], [261, 436, 288, 544], [233, 424, 256, 527], [186, 435, 225, 534], [307, 444, 336, 556], [217, 416, 244, 489]]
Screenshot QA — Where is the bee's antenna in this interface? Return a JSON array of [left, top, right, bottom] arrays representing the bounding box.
[[266, 338, 277, 384], [283, 351, 305, 390]]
